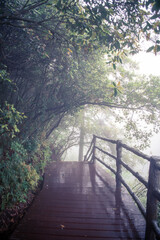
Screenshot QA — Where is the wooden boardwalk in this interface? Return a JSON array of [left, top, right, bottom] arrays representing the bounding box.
[[10, 162, 146, 240]]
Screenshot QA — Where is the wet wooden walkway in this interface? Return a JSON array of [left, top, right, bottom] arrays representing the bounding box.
[[10, 162, 146, 240]]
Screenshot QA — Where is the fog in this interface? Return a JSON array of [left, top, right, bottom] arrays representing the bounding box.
[[132, 51, 160, 157], [146, 133, 160, 156]]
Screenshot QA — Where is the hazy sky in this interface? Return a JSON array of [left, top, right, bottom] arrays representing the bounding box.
[[132, 51, 160, 156], [132, 52, 160, 76]]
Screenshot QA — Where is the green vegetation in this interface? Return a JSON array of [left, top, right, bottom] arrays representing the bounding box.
[[0, 133, 52, 210]]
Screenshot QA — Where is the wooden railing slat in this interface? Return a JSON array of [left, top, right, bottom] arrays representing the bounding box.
[[86, 151, 93, 162], [84, 135, 160, 240], [95, 157, 116, 175], [121, 143, 151, 161], [95, 146, 117, 160], [116, 140, 122, 202], [94, 135, 117, 144], [120, 176, 146, 218], [120, 160, 148, 188], [84, 137, 94, 161]]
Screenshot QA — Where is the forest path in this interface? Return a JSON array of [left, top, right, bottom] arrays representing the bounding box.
[[10, 161, 145, 240]]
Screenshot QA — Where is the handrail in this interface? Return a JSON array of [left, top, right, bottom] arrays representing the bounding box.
[[84, 137, 94, 162], [95, 156, 116, 175], [121, 142, 151, 161], [95, 135, 117, 144], [120, 160, 148, 188], [84, 135, 160, 240], [95, 146, 117, 160]]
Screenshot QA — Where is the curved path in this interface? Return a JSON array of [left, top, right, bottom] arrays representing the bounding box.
[[10, 162, 146, 240]]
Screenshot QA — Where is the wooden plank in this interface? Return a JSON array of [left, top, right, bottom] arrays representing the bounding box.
[[9, 162, 145, 240], [9, 228, 142, 239], [17, 219, 145, 231], [10, 234, 142, 240]]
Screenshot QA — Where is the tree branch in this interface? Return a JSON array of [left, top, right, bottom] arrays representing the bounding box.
[[82, 101, 147, 110], [46, 113, 65, 139], [18, 0, 50, 15]]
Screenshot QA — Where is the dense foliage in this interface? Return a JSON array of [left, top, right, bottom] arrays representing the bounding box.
[[1, 0, 160, 138]]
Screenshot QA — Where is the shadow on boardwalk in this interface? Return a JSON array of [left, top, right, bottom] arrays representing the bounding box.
[[10, 162, 146, 240]]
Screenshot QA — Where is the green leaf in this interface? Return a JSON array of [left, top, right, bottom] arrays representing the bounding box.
[[114, 88, 118, 97], [1, 124, 8, 129], [146, 46, 154, 52], [13, 125, 20, 133], [113, 63, 116, 70]]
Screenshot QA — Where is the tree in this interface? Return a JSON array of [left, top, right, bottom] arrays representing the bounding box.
[[0, 1, 160, 159], [1, 0, 160, 144], [1, 0, 159, 52], [78, 109, 85, 162], [48, 56, 160, 162]]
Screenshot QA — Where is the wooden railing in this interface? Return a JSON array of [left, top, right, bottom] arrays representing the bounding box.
[[84, 135, 160, 240]]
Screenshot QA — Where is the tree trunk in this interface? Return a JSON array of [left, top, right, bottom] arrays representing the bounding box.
[[78, 110, 85, 162]]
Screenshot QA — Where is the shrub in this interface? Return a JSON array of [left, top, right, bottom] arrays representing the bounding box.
[[0, 141, 39, 210], [32, 142, 52, 174]]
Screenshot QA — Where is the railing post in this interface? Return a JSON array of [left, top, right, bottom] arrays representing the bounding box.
[[116, 140, 122, 203], [145, 157, 160, 240], [92, 136, 96, 164]]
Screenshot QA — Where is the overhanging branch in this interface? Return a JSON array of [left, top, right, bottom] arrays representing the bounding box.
[[82, 101, 148, 110], [46, 113, 65, 139]]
